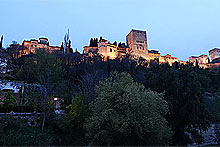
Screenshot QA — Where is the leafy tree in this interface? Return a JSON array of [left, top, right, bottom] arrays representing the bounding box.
[[66, 92, 87, 125], [144, 63, 210, 145], [16, 49, 65, 97], [85, 72, 172, 146]]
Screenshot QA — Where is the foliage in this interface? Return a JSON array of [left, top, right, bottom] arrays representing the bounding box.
[[2, 91, 17, 108], [15, 49, 65, 97], [48, 93, 88, 146], [89, 38, 98, 47], [144, 63, 210, 145], [85, 72, 172, 146], [212, 89, 220, 120], [66, 92, 87, 125], [0, 116, 50, 146], [47, 115, 86, 146], [0, 35, 3, 49]]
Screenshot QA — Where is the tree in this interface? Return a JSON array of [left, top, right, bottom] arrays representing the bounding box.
[[66, 92, 87, 125], [195, 59, 199, 68], [113, 41, 117, 46], [85, 72, 172, 146], [89, 38, 98, 47], [0, 35, 3, 49], [64, 29, 71, 53], [16, 49, 65, 96], [118, 42, 122, 48], [23, 84, 55, 130], [144, 64, 210, 145], [212, 89, 220, 120]]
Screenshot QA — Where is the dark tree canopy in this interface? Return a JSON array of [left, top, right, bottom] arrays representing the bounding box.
[[89, 38, 98, 47]]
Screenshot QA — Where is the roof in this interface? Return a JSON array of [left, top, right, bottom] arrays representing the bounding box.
[[149, 50, 159, 54], [199, 54, 208, 57], [190, 56, 198, 58], [126, 29, 147, 37], [209, 48, 220, 53], [30, 39, 38, 41], [39, 37, 48, 40]]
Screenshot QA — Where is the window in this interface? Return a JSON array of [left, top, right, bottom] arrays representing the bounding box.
[[110, 48, 112, 52]]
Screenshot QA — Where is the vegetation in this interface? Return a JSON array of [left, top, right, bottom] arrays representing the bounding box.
[[2, 91, 17, 109], [85, 72, 172, 146], [0, 116, 50, 146], [0, 48, 219, 145]]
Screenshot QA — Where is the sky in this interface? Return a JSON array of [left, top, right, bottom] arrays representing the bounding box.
[[1, 0, 220, 61]]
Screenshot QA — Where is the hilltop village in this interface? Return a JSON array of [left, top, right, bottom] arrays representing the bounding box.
[[1, 29, 220, 70], [1, 29, 220, 146]]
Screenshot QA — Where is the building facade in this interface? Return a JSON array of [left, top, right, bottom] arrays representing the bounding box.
[[189, 55, 208, 68], [83, 38, 128, 60], [160, 54, 178, 65], [148, 50, 160, 61], [209, 48, 220, 62], [7, 37, 63, 59], [22, 37, 61, 54]]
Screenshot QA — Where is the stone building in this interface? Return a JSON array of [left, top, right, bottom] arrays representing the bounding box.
[[160, 54, 178, 65], [83, 37, 128, 60], [189, 55, 208, 68], [7, 37, 63, 59], [22, 37, 61, 54], [126, 29, 148, 59], [209, 48, 220, 62], [83, 29, 187, 65], [148, 50, 160, 61]]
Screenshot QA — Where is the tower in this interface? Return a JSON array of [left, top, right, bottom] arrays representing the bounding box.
[[126, 29, 148, 59]]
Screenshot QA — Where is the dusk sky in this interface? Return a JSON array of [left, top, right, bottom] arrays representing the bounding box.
[[1, 0, 220, 61]]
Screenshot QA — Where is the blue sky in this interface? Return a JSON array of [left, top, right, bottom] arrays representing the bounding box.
[[1, 0, 220, 61]]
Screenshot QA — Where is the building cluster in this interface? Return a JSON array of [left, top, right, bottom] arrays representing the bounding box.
[[83, 29, 186, 65], [5, 29, 199, 66], [189, 48, 220, 69], [7, 37, 64, 59]]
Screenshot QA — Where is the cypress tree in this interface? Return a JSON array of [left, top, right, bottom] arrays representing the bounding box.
[[0, 35, 3, 49]]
